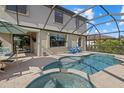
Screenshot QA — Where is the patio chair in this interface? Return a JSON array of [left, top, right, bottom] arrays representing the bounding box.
[[76, 46, 82, 53], [68, 45, 82, 54], [0, 47, 15, 71], [68, 47, 77, 54], [0, 47, 11, 56]]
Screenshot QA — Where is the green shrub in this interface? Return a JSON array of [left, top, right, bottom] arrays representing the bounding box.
[[94, 39, 124, 55]]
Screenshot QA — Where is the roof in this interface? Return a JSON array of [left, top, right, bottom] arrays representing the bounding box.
[[87, 35, 116, 41]]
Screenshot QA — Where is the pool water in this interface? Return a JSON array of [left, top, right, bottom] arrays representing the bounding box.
[[43, 54, 121, 74], [26, 72, 95, 88]]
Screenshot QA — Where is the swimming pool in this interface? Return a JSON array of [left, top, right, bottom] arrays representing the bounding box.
[[26, 72, 95, 88], [43, 54, 121, 74]]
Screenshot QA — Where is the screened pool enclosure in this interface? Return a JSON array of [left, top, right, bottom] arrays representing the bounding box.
[[0, 5, 124, 55]]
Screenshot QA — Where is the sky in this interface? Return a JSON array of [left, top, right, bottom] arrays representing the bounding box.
[[62, 5, 124, 38]]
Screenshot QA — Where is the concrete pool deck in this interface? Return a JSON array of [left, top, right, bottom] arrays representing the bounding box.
[[0, 51, 124, 88]]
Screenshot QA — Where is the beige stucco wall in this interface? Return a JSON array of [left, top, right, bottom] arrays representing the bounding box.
[[0, 5, 86, 34], [67, 34, 78, 48], [36, 30, 86, 55], [0, 33, 13, 51]]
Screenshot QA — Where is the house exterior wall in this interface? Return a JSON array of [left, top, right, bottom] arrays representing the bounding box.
[[36, 31, 86, 55], [0, 5, 86, 33], [0, 5, 87, 56]]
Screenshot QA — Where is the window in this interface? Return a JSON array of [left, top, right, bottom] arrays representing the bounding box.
[[55, 11, 63, 24], [6, 5, 27, 14], [50, 34, 66, 47], [76, 17, 80, 28]]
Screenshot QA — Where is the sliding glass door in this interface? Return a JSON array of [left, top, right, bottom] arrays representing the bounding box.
[[13, 34, 31, 53]]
